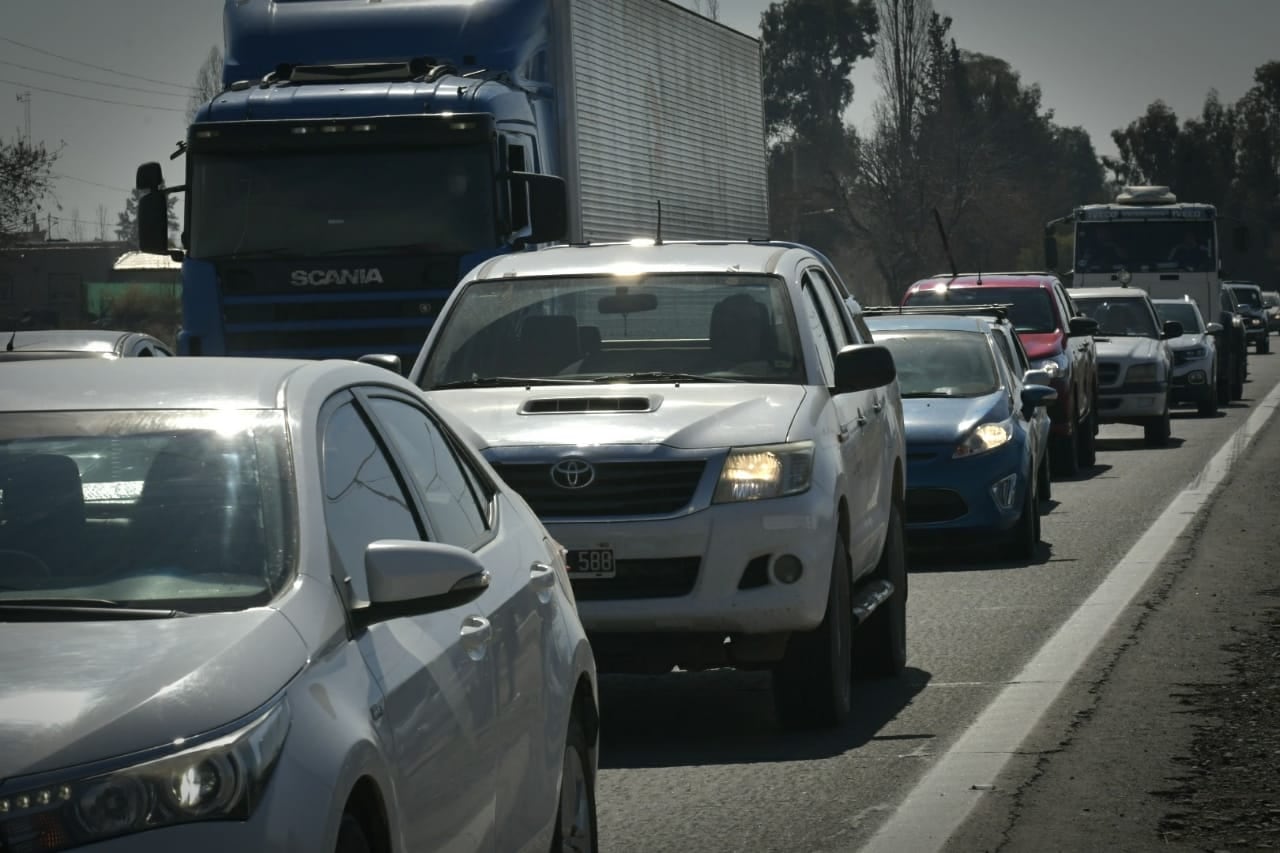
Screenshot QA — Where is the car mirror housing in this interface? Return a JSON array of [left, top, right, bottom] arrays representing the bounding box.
[[357, 353, 404, 374], [833, 344, 897, 394], [1068, 316, 1099, 337], [353, 540, 490, 629], [1020, 384, 1058, 413], [1023, 368, 1054, 387], [1162, 320, 1185, 340], [1205, 322, 1224, 335]]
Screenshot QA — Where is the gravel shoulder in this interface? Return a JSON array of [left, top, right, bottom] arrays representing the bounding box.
[[950, 419, 1280, 851]]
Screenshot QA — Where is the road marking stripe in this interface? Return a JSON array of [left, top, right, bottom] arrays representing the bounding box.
[[862, 383, 1280, 852]]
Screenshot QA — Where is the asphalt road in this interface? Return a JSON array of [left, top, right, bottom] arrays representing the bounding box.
[[594, 346, 1280, 853]]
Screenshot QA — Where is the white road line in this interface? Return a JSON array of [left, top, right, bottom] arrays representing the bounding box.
[[862, 382, 1280, 853]]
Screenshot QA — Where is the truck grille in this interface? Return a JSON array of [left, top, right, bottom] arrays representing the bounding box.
[[571, 557, 700, 600], [491, 460, 707, 518]]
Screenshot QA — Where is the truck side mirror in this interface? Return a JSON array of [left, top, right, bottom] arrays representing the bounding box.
[[136, 161, 164, 193], [514, 172, 568, 244], [1043, 231, 1059, 271], [136, 162, 170, 255], [1232, 225, 1251, 254]]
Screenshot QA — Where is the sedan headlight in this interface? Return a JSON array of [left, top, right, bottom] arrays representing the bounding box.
[[1126, 363, 1158, 383], [714, 441, 814, 503], [954, 419, 1013, 458], [0, 700, 290, 851]]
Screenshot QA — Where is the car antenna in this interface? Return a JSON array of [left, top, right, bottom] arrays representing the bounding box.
[[932, 208, 958, 282], [655, 199, 664, 246], [5, 330, 14, 352]]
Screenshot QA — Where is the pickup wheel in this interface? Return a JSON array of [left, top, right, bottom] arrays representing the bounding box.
[[773, 538, 853, 730], [1051, 403, 1081, 478], [853, 503, 907, 679], [1037, 452, 1052, 504], [1003, 474, 1040, 561], [1143, 400, 1172, 447], [1075, 403, 1097, 469]]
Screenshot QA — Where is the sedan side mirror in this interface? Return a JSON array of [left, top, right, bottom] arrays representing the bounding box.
[[1020, 384, 1058, 414], [1205, 322, 1224, 335], [1162, 320, 1185, 340], [1068, 316, 1098, 337], [833, 343, 897, 394], [352, 540, 490, 629]]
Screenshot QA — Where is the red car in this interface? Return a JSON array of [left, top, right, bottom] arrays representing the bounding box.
[[902, 273, 1101, 476]]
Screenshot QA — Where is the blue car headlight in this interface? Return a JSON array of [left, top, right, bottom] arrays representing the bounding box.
[[954, 419, 1014, 458], [0, 700, 290, 851]]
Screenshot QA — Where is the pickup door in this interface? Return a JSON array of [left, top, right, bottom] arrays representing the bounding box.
[[1056, 281, 1096, 420]]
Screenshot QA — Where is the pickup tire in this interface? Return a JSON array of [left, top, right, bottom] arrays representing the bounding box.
[[1003, 474, 1040, 560], [1143, 403, 1171, 447], [1051, 404, 1081, 478], [853, 503, 907, 679], [773, 538, 853, 730], [1076, 404, 1097, 469]]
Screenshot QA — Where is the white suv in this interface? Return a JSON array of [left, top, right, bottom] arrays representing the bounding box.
[[405, 241, 908, 729]]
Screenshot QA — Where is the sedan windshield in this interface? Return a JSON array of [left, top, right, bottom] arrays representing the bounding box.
[[420, 274, 805, 387], [190, 145, 496, 259], [1153, 302, 1203, 334], [903, 286, 1057, 334], [0, 410, 293, 612], [872, 330, 1000, 398], [1073, 297, 1159, 338], [1230, 286, 1263, 308]]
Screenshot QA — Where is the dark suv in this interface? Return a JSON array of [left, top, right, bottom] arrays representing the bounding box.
[[1226, 281, 1270, 354], [902, 273, 1099, 477], [1219, 283, 1250, 398]]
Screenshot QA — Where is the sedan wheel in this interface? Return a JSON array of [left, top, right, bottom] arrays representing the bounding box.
[[1002, 477, 1039, 561], [551, 718, 598, 853]]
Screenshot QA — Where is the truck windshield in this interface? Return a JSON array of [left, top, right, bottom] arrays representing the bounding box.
[[1073, 297, 1159, 338], [189, 146, 495, 259], [1153, 302, 1203, 334], [903, 286, 1056, 334], [873, 331, 1000, 399], [1075, 221, 1216, 274], [0, 409, 294, 612], [420, 274, 805, 387]]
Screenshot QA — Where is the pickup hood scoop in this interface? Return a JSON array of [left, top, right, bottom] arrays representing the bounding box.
[[429, 385, 808, 449]]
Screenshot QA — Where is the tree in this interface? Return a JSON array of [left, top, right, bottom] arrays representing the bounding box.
[[1103, 100, 1180, 187], [874, 0, 933, 155], [693, 0, 720, 20], [96, 204, 109, 241], [760, 0, 879, 143], [187, 46, 225, 124], [0, 136, 60, 244], [115, 190, 178, 249]]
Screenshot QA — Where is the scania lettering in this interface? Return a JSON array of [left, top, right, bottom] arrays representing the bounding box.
[[133, 0, 769, 369]]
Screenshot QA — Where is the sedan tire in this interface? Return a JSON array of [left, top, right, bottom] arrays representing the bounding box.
[[551, 715, 599, 853], [1002, 476, 1040, 561]]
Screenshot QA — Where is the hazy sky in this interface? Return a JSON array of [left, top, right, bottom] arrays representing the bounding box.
[[2, 0, 1277, 240]]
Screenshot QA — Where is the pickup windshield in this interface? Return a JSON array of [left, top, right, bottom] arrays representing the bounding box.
[[873, 330, 1000, 398], [189, 145, 496, 259], [1073, 297, 1159, 338], [903, 286, 1057, 334], [0, 410, 294, 612], [420, 274, 806, 387]]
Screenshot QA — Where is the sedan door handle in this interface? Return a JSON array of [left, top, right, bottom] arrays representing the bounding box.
[[872, 399, 884, 414], [530, 562, 557, 604], [459, 615, 492, 661]]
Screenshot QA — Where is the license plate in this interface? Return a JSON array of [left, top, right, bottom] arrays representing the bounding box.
[[566, 549, 616, 579]]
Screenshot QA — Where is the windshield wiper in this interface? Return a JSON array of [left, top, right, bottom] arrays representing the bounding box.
[[0, 598, 181, 620], [432, 376, 595, 390], [591, 371, 737, 384]]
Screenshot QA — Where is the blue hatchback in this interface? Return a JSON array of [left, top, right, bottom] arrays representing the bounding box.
[[866, 312, 1057, 559]]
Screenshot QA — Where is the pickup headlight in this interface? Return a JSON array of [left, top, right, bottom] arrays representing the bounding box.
[[1179, 347, 1207, 359], [954, 419, 1013, 458], [0, 700, 290, 851], [1126, 363, 1158, 383], [1034, 358, 1062, 377], [714, 441, 814, 503]]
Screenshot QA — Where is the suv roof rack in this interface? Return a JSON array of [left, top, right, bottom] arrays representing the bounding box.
[[924, 271, 1055, 280], [861, 303, 1014, 321]]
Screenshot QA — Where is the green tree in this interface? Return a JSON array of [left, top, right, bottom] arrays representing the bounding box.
[[1103, 100, 1180, 187], [115, 190, 179, 249]]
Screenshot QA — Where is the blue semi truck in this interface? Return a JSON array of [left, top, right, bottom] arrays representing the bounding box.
[[134, 0, 769, 367]]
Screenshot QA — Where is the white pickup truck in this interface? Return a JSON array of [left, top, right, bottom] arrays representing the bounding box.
[[403, 240, 908, 729]]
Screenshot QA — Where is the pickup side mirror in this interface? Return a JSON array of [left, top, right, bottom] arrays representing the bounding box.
[[1021, 384, 1058, 414], [1067, 316, 1098, 337], [358, 353, 404, 374], [136, 162, 170, 256], [1205, 322, 1224, 335], [1022, 368, 1054, 387], [1043, 231, 1059, 271], [513, 172, 568, 245], [833, 343, 896, 394], [352, 540, 491, 629], [1162, 320, 1185, 340]]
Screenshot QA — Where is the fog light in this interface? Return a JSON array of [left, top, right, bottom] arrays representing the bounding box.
[[1188, 370, 1206, 385], [773, 555, 803, 584], [990, 473, 1018, 510]]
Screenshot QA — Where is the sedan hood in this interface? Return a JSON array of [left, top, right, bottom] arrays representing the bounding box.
[[0, 609, 307, 779], [902, 393, 1007, 445], [1019, 332, 1066, 362], [427, 385, 809, 450], [1094, 336, 1161, 361]]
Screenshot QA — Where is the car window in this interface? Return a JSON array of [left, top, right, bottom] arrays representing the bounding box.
[[799, 278, 836, 384], [367, 396, 491, 551], [806, 267, 853, 346], [321, 396, 422, 601], [1052, 283, 1074, 323], [990, 328, 1019, 380], [874, 330, 1000, 398], [851, 313, 873, 343]]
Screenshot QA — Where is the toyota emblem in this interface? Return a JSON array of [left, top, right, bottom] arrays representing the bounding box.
[[550, 458, 595, 490]]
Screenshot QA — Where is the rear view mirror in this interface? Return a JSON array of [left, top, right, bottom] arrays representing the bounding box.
[[598, 292, 658, 314], [513, 172, 568, 245], [1162, 320, 1184, 340], [833, 343, 896, 394], [1021, 384, 1058, 412], [353, 540, 491, 629], [1068, 316, 1098, 337]]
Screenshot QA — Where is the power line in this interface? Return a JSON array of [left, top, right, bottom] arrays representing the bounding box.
[[0, 59, 189, 99], [0, 79, 186, 113], [54, 173, 135, 193], [0, 36, 197, 93]]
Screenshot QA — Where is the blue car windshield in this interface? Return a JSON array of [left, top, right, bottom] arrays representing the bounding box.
[[874, 330, 1000, 398], [0, 410, 294, 612]]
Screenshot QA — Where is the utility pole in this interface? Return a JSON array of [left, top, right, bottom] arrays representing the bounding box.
[[16, 92, 32, 143]]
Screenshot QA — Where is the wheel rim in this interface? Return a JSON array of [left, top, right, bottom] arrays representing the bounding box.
[[558, 743, 593, 853]]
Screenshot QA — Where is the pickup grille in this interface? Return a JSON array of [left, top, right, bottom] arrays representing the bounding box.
[[1097, 362, 1121, 386], [491, 460, 706, 518]]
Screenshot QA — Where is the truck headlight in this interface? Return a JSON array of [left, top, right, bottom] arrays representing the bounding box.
[[0, 700, 290, 850], [714, 441, 814, 503], [1127, 363, 1158, 383], [954, 419, 1013, 458]]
